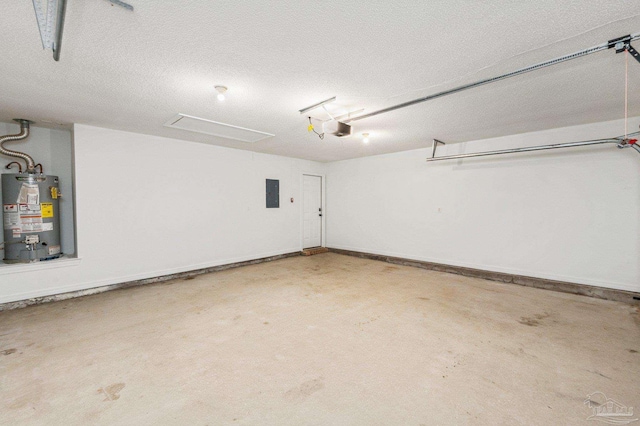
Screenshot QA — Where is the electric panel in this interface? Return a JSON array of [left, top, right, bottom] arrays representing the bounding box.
[[266, 179, 279, 208]]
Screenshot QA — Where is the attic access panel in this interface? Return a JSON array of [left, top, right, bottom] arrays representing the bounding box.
[[164, 114, 275, 143], [266, 179, 279, 208]]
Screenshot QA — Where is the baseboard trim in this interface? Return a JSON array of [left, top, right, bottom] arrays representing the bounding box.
[[328, 248, 640, 305], [4, 249, 637, 310], [0, 251, 300, 311]]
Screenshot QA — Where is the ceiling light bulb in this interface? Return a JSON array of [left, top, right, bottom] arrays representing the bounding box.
[[362, 133, 370, 144], [215, 85, 228, 102]]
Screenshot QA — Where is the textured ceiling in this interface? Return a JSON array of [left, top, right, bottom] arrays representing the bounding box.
[[0, 1, 639, 162]]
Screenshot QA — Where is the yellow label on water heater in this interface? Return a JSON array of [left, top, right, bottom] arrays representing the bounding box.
[[41, 203, 54, 218]]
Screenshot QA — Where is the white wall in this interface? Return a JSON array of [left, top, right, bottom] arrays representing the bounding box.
[[50, 126, 76, 255], [0, 124, 325, 303], [2, 118, 638, 304], [0, 122, 75, 256], [326, 118, 640, 292]]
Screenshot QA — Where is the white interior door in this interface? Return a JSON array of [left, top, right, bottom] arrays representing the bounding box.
[[303, 175, 322, 248]]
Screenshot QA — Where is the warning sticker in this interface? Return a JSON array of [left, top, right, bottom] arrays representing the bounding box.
[[3, 211, 20, 230], [3, 205, 20, 232], [48, 245, 61, 255], [41, 203, 54, 218], [17, 183, 39, 205], [18, 204, 43, 232], [19, 203, 40, 213]]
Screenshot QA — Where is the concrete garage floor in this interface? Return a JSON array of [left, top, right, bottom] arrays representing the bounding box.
[[1, 253, 639, 425]]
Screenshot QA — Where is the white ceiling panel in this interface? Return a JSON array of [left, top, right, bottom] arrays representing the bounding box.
[[164, 114, 274, 143]]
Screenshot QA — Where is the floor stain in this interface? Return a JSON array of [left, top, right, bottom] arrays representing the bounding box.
[[7, 393, 35, 410], [2, 348, 17, 355], [418, 297, 430, 301], [383, 266, 400, 272], [98, 383, 126, 401], [516, 347, 538, 359], [183, 276, 195, 281], [518, 318, 541, 327], [628, 349, 637, 353], [356, 315, 380, 330], [586, 370, 612, 380], [284, 377, 324, 402], [518, 312, 550, 327]]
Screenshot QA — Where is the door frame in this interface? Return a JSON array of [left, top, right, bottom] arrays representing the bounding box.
[[300, 173, 326, 250]]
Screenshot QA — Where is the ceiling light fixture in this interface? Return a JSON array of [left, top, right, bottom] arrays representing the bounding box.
[[215, 85, 228, 101], [362, 133, 370, 144]]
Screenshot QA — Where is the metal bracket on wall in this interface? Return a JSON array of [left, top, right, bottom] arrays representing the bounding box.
[[427, 130, 640, 162], [431, 139, 445, 159]]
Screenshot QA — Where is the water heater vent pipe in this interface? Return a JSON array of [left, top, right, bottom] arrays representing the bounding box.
[[0, 119, 36, 173]]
